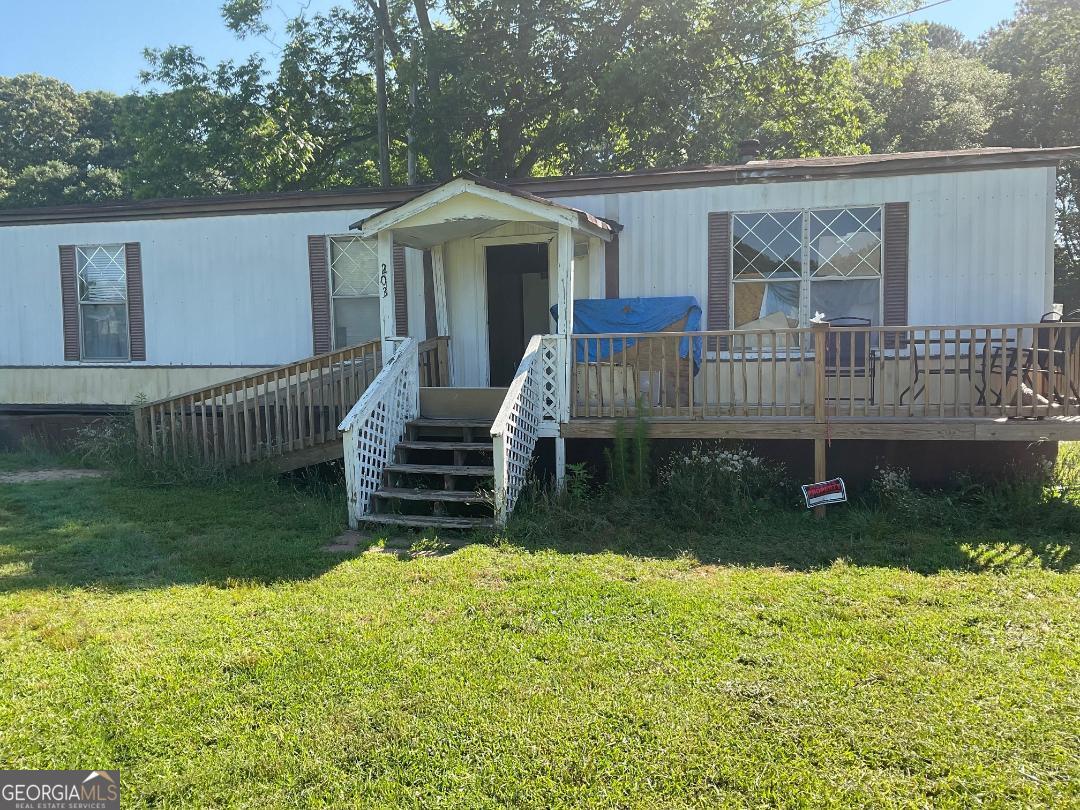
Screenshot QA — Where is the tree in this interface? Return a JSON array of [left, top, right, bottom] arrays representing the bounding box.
[[0, 74, 127, 207], [982, 0, 1080, 308], [856, 24, 1009, 153], [212, 0, 904, 184], [122, 10, 384, 199]]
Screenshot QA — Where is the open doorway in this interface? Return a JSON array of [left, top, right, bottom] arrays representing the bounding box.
[[486, 242, 551, 386]]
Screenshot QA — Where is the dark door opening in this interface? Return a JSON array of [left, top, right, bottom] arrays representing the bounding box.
[[486, 242, 550, 386]]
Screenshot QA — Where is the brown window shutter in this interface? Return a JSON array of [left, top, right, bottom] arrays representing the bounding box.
[[308, 235, 331, 354], [125, 242, 146, 361], [59, 245, 80, 360], [604, 234, 620, 299], [422, 250, 437, 338], [882, 203, 910, 327], [706, 212, 732, 348], [393, 244, 408, 336]]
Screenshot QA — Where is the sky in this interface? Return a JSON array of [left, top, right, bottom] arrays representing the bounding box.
[[0, 0, 1020, 95]]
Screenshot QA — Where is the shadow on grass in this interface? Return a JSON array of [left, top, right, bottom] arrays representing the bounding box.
[[0, 476, 353, 593], [505, 493, 1080, 575]]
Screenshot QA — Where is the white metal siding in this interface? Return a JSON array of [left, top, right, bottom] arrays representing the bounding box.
[[0, 165, 1057, 384], [0, 208, 384, 367], [551, 166, 1057, 327]]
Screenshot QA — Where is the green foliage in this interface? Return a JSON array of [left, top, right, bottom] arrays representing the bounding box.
[[858, 43, 1009, 153], [1, 0, 1079, 314], [603, 414, 650, 498], [981, 0, 1080, 308], [0, 464, 1078, 804], [658, 443, 790, 528], [868, 450, 1080, 535], [67, 411, 227, 486], [0, 74, 129, 208]]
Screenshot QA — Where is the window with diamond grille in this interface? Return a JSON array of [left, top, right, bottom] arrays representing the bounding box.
[[732, 211, 801, 328], [329, 236, 381, 349], [76, 244, 130, 361], [730, 207, 883, 328]]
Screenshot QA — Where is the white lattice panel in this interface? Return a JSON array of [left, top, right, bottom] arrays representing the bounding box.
[[540, 335, 561, 423], [492, 335, 547, 524], [340, 338, 419, 526]]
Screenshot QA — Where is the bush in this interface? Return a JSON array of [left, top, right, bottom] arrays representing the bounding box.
[[868, 453, 1080, 534], [658, 444, 790, 528], [69, 411, 226, 485]]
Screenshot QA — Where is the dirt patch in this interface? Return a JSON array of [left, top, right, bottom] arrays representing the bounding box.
[[0, 469, 108, 484], [323, 529, 372, 553]]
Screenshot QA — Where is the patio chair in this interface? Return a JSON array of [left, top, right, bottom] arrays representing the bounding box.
[[1033, 310, 1080, 405], [979, 311, 1080, 411]]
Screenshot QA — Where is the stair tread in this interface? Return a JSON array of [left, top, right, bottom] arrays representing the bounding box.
[[385, 463, 494, 476], [398, 440, 493, 451], [374, 487, 488, 502], [409, 418, 492, 428], [358, 514, 493, 530]]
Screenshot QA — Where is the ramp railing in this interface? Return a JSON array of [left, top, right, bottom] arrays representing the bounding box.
[[135, 341, 382, 467]]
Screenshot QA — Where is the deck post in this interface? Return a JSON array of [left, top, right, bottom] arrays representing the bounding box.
[[134, 406, 148, 450], [554, 436, 567, 490], [812, 320, 830, 518], [377, 230, 397, 357], [556, 224, 575, 424], [430, 243, 451, 384]]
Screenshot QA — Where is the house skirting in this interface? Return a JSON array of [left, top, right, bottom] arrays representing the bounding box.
[[563, 437, 1058, 489], [0, 366, 275, 407]]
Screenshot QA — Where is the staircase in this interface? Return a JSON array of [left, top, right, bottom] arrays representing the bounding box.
[[359, 417, 496, 530], [356, 387, 506, 531]]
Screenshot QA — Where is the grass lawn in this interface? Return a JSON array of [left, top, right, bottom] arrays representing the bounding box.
[[0, 459, 1078, 807]]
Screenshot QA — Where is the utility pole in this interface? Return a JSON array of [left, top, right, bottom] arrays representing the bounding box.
[[374, 0, 391, 188]]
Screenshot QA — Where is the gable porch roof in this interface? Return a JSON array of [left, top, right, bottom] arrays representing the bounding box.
[[350, 174, 619, 249]]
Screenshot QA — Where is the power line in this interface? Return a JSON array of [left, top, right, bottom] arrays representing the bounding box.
[[749, 0, 956, 65]]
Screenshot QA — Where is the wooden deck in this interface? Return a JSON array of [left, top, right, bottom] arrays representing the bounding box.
[[563, 415, 1080, 441], [565, 321, 1080, 444]]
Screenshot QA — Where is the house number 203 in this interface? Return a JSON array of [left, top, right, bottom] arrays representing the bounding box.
[[380, 263, 389, 297]]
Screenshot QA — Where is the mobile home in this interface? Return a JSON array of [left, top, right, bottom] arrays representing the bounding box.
[[2, 146, 1078, 526]]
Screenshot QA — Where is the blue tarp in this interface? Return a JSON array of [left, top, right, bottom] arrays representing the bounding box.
[[550, 296, 703, 374]]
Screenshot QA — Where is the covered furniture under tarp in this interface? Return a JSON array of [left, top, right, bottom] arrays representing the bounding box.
[[551, 297, 703, 411]]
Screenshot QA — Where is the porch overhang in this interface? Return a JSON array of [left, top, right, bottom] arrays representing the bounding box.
[[350, 174, 619, 249]]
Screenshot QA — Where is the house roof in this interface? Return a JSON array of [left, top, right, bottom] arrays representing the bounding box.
[[349, 174, 619, 242], [0, 146, 1076, 227]]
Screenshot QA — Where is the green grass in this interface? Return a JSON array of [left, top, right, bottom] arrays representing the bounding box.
[[0, 461, 1078, 806]]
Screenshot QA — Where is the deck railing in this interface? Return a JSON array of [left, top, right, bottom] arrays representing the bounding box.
[[418, 335, 451, 387], [570, 322, 1080, 421], [135, 341, 382, 467], [339, 337, 420, 526]]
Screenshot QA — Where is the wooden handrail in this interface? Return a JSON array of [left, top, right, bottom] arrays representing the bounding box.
[[418, 335, 451, 387], [135, 340, 383, 468], [568, 322, 1080, 422]]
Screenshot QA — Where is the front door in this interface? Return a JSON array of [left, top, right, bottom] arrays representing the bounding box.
[[486, 243, 550, 386]]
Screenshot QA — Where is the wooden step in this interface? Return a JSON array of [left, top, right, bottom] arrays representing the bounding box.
[[397, 440, 493, 451], [374, 488, 489, 503], [357, 514, 493, 530], [409, 418, 492, 429], [385, 463, 494, 476]]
